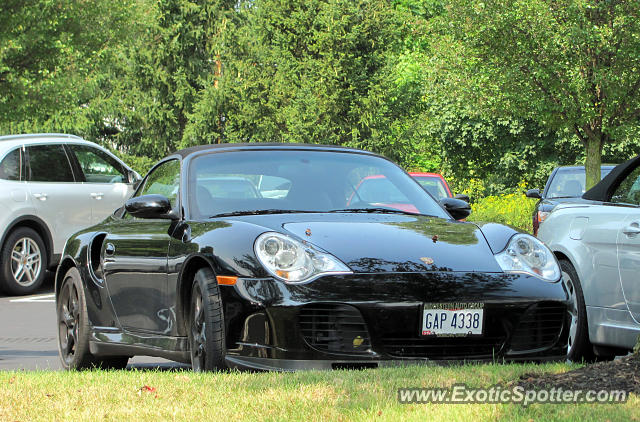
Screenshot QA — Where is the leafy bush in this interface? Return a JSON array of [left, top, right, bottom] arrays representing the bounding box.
[[469, 191, 537, 233]]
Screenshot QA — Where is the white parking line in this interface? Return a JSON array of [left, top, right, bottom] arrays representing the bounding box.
[[10, 294, 55, 303]]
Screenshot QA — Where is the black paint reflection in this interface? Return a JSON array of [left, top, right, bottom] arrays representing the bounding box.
[[233, 272, 560, 307], [389, 218, 479, 245], [347, 257, 452, 273]]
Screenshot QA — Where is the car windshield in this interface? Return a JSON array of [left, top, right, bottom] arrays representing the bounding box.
[[189, 150, 449, 219], [200, 177, 261, 199], [546, 167, 613, 199], [413, 176, 450, 200]]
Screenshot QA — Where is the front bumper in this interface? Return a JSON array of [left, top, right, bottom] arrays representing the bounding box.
[[221, 272, 570, 370], [225, 354, 567, 372]]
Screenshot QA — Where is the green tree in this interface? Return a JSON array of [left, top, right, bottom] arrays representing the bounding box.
[[432, 0, 640, 188], [0, 0, 135, 127], [106, 0, 235, 158], [186, 0, 423, 165]]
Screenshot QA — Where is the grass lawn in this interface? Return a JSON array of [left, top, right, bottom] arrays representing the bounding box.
[[1, 362, 638, 421]]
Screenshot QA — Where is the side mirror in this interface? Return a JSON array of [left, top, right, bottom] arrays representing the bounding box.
[[128, 170, 143, 189], [526, 189, 542, 199], [125, 194, 178, 220], [440, 198, 471, 220], [454, 193, 470, 203]]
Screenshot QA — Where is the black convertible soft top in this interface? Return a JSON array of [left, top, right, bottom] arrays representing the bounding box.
[[172, 142, 373, 159], [583, 155, 640, 201]]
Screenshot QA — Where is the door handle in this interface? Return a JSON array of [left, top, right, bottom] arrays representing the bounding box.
[[90, 192, 104, 200], [623, 222, 640, 236], [32, 193, 48, 201], [105, 243, 116, 256]]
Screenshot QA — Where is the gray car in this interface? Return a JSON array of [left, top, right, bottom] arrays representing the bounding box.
[[526, 165, 615, 236], [0, 134, 140, 295], [538, 156, 640, 361]]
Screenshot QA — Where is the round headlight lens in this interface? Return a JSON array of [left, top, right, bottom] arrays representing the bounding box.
[[254, 232, 352, 283], [495, 234, 560, 282], [264, 238, 280, 255]]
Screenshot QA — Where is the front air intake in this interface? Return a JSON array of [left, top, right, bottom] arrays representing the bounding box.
[[508, 302, 566, 354], [299, 304, 372, 356]]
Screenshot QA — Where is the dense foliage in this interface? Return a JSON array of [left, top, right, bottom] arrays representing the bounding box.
[[1, 0, 640, 193], [469, 191, 537, 233], [430, 0, 640, 189]]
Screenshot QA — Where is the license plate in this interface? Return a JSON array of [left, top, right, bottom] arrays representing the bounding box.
[[421, 303, 484, 336]]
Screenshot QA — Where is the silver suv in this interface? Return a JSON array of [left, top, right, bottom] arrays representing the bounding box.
[[0, 134, 140, 295]]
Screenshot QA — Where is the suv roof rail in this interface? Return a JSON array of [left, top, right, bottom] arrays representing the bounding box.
[[0, 133, 85, 142]]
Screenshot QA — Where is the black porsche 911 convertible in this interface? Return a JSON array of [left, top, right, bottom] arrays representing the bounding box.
[[56, 144, 570, 371]]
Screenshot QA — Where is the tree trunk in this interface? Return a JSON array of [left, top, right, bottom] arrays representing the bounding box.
[[584, 137, 603, 190]]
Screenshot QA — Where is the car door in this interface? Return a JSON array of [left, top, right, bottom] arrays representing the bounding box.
[[66, 144, 135, 224], [102, 159, 181, 334], [24, 144, 92, 255], [0, 145, 32, 216], [613, 164, 640, 320]]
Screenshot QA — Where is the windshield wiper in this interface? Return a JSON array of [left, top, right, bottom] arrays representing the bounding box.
[[328, 207, 426, 216], [211, 208, 436, 218], [210, 209, 318, 218]]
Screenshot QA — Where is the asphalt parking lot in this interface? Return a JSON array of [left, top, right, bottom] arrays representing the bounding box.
[[0, 273, 184, 370]]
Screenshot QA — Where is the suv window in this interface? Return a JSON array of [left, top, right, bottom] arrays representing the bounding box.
[[69, 145, 128, 183], [0, 148, 21, 181], [26, 144, 75, 182], [611, 166, 640, 206]]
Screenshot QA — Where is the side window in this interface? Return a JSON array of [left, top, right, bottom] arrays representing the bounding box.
[[611, 166, 640, 206], [139, 160, 180, 201], [125, 160, 180, 220], [70, 145, 128, 183], [26, 144, 75, 182], [0, 148, 21, 181], [132, 158, 180, 205]]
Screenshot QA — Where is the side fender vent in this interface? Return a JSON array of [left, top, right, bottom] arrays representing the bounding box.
[[89, 233, 107, 281]]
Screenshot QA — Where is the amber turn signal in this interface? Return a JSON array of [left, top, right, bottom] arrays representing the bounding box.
[[216, 276, 237, 285]]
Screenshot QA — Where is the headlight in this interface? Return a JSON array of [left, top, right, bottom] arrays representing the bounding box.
[[537, 210, 550, 223], [254, 232, 352, 283], [495, 234, 560, 282]]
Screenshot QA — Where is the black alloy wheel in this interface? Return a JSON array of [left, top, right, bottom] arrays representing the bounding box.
[[189, 268, 226, 371], [57, 267, 129, 370]]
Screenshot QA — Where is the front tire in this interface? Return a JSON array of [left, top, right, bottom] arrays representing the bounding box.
[[57, 267, 95, 370], [561, 259, 595, 362], [57, 267, 129, 370], [0, 227, 48, 295], [189, 268, 226, 371]]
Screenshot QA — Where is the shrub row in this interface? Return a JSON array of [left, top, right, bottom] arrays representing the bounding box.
[[469, 193, 537, 233]]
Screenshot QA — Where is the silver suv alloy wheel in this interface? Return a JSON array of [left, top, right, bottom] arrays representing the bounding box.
[[10, 237, 42, 287]]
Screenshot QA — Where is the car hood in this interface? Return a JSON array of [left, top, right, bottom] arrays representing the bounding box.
[[276, 214, 502, 273], [539, 196, 595, 211]]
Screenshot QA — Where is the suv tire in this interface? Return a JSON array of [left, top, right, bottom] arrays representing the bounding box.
[[0, 227, 48, 295]]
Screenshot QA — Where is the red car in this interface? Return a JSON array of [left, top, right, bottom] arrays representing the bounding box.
[[409, 172, 453, 200]]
